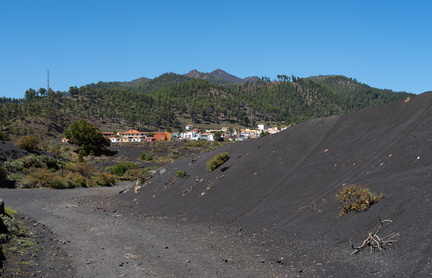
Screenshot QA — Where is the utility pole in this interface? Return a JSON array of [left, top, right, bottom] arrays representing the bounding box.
[[47, 70, 50, 91]]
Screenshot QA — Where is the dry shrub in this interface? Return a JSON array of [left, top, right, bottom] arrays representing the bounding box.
[[15, 135, 40, 152], [24, 168, 70, 189], [92, 172, 116, 187], [336, 184, 384, 216], [64, 172, 87, 188], [65, 162, 98, 178]]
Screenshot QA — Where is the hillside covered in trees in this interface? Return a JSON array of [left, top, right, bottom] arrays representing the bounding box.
[[0, 70, 413, 141]]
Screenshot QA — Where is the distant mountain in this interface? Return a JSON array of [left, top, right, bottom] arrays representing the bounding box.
[[185, 69, 259, 85], [84, 73, 191, 94]]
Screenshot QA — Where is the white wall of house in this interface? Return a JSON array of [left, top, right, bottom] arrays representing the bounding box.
[[181, 131, 201, 140], [201, 133, 215, 141]]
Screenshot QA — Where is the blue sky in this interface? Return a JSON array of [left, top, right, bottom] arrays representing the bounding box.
[[1, 0, 431, 98]]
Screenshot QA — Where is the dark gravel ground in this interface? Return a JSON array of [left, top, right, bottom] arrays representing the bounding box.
[[0, 184, 297, 277], [116, 92, 432, 277]]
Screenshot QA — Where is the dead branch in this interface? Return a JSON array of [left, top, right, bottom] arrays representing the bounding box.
[[350, 215, 399, 255]]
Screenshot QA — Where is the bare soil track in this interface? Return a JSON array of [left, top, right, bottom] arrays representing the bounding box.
[[0, 184, 297, 277]]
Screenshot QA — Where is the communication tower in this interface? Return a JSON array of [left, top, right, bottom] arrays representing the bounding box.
[[47, 70, 50, 91]]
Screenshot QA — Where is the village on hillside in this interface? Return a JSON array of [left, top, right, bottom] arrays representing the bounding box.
[[62, 125, 288, 144]]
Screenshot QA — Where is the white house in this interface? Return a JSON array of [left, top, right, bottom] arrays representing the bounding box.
[[181, 131, 201, 140], [201, 133, 215, 141]]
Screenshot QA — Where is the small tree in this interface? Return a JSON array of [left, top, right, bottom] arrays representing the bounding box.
[[64, 120, 111, 155], [15, 135, 40, 152]]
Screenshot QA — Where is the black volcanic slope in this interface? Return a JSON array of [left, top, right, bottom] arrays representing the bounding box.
[[118, 93, 432, 276]]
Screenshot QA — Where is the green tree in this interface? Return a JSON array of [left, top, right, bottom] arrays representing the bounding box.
[[211, 131, 224, 142], [64, 120, 111, 155]]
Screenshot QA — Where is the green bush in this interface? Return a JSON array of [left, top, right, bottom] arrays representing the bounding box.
[[336, 184, 384, 216], [109, 162, 137, 176], [4, 154, 61, 173], [0, 166, 8, 180], [176, 170, 189, 179], [139, 152, 154, 161], [4, 160, 25, 172], [206, 152, 230, 172]]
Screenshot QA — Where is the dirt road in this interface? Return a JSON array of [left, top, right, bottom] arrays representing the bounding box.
[[0, 184, 292, 278]]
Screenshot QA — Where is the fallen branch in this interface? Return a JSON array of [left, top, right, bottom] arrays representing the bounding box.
[[350, 215, 399, 255]]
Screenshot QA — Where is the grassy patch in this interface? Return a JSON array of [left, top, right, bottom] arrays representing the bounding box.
[[176, 170, 189, 179], [206, 152, 230, 172], [0, 207, 36, 275]]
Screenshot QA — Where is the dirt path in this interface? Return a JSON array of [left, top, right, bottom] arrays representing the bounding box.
[[0, 184, 292, 278]]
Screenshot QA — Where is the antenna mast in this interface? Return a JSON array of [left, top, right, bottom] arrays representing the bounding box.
[[47, 70, 50, 91]]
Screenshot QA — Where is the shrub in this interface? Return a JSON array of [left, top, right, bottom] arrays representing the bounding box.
[[24, 168, 68, 189], [15, 135, 40, 152], [139, 152, 154, 161], [336, 184, 384, 216], [25, 155, 59, 170], [4, 154, 60, 173], [0, 131, 10, 141], [124, 168, 150, 182], [109, 162, 137, 176], [21, 154, 47, 169], [77, 149, 86, 162], [92, 172, 116, 187], [64, 172, 86, 188], [206, 152, 230, 172], [4, 160, 25, 172], [65, 162, 98, 178], [176, 170, 189, 179], [0, 166, 8, 180]]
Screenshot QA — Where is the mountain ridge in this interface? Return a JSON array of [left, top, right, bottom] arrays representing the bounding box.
[[185, 68, 259, 84]]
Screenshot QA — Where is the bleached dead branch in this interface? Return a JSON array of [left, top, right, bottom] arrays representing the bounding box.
[[350, 215, 399, 255]]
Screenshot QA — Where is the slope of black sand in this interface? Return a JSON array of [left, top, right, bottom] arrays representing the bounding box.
[[117, 92, 432, 276]]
